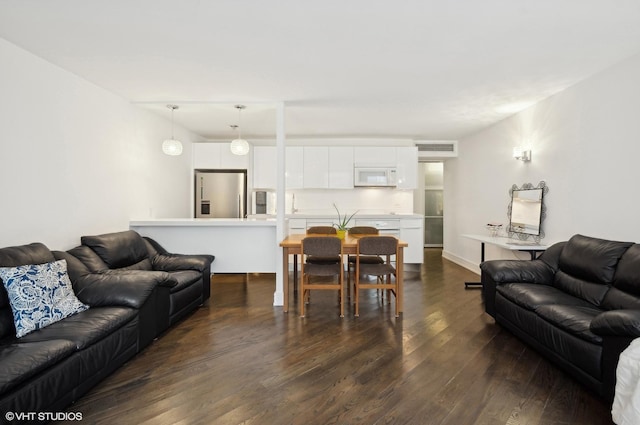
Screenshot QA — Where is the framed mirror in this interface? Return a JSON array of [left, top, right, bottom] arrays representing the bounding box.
[[507, 181, 548, 242]]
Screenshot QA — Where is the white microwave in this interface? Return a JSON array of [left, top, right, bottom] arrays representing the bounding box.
[[354, 167, 397, 187]]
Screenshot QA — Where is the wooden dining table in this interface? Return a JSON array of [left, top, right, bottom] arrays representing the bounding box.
[[279, 233, 408, 314]]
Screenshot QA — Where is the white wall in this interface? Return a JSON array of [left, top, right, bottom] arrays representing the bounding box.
[[444, 51, 640, 272], [0, 38, 196, 250]]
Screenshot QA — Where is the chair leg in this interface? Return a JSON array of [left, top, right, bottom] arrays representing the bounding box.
[[300, 278, 306, 318], [354, 274, 360, 317], [339, 273, 344, 318]]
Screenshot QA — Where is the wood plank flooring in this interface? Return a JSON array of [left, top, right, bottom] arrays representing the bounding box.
[[57, 249, 614, 424]]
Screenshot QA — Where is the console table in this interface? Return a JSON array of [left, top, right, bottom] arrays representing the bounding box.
[[463, 234, 547, 288]]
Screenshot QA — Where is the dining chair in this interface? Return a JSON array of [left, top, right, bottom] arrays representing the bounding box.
[[292, 226, 339, 294], [354, 236, 399, 317], [346, 226, 384, 286], [300, 236, 344, 318], [305, 226, 341, 265]]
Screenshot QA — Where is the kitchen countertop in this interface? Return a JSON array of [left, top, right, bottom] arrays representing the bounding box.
[[131, 213, 423, 227], [130, 218, 276, 227], [284, 212, 423, 219]]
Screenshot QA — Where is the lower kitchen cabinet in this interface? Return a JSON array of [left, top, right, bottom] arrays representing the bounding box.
[[400, 218, 424, 263]]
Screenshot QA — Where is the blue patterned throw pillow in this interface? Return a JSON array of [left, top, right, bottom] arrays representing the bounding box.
[[0, 259, 89, 338]]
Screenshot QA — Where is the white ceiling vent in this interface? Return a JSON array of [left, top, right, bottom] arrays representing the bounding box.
[[415, 140, 458, 159]]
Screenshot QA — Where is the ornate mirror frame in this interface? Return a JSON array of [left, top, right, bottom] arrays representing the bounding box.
[[507, 181, 549, 243]]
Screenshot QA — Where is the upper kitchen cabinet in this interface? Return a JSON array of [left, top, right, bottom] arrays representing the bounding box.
[[303, 146, 329, 188], [253, 146, 277, 189], [396, 146, 418, 189], [286, 147, 304, 189], [328, 147, 354, 189], [354, 147, 397, 167], [193, 143, 250, 170]]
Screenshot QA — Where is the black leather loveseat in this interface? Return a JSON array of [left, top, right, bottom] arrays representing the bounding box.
[[66, 230, 214, 334], [481, 234, 640, 401]]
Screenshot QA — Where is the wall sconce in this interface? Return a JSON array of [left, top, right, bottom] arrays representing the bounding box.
[[513, 147, 531, 162]]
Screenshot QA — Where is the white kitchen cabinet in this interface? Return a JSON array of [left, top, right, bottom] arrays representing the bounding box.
[[354, 147, 397, 167], [287, 218, 307, 235], [396, 146, 418, 189], [253, 146, 277, 189], [193, 143, 250, 169], [400, 218, 424, 264], [303, 146, 329, 188], [286, 147, 304, 189], [328, 147, 354, 188]]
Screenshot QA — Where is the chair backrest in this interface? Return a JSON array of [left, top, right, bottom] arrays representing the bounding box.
[[307, 226, 337, 235], [357, 236, 397, 256], [302, 236, 341, 257], [348, 226, 379, 235]]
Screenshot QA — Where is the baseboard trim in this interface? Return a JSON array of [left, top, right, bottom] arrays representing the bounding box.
[[442, 250, 480, 275]]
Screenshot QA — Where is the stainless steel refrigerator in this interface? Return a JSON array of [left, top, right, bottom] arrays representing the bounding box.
[[195, 170, 247, 218]]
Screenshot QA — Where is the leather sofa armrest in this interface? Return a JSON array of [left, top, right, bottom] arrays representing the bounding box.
[[74, 270, 175, 308], [480, 259, 555, 284], [152, 253, 215, 273], [480, 260, 555, 319], [591, 310, 640, 337]]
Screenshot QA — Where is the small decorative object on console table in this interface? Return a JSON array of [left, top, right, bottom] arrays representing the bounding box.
[[485, 223, 502, 237], [333, 203, 357, 239]]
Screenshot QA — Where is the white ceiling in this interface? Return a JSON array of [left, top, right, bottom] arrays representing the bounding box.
[[1, 0, 640, 142]]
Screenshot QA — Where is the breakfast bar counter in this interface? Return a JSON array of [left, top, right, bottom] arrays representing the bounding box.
[[130, 218, 277, 273]]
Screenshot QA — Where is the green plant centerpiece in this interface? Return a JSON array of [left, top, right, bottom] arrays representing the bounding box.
[[333, 203, 357, 239]]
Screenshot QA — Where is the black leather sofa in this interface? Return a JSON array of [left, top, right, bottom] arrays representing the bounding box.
[[481, 234, 640, 401], [0, 232, 214, 423], [0, 242, 158, 422], [67, 230, 214, 334]]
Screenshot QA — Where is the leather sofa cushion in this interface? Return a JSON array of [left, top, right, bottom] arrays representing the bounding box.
[[167, 270, 201, 293], [601, 243, 640, 312], [81, 230, 149, 269], [0, 339, 77, 394], [602, 287, 640, 311], [558, 234, 632, 284], [0, 243, 56, 269], [553, 270, 610, 307], [613, 244, 640, 296], [67, 245, 109, 273], [17, 307, 136, 350], [497, 283, 593, 311], [535, 304, 603, 344]]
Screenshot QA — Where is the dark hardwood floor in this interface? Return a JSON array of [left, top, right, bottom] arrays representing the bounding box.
[[57, 249, 614, 424]]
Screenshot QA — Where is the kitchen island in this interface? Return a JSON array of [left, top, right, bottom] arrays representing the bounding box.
[[130, 218, 278, 274]]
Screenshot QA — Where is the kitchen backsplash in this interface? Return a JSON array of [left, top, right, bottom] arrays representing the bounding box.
[[286, 188, 414, 215]]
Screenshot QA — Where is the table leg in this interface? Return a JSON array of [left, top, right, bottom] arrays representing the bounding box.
[[293, 254, 298, 293], [397, 247, 404, 315], [283, 247, 289, 313], [464, 242, 484, 289]]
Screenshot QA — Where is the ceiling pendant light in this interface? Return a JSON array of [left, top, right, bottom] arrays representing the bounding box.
[[162, 104, 183, 156], [230, 104, 250, 156]]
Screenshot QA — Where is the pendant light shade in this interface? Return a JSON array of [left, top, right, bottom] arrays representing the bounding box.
[[230, 138, 250, 155], [229, 105, 250, 156], [163, 105, 183, 156]]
